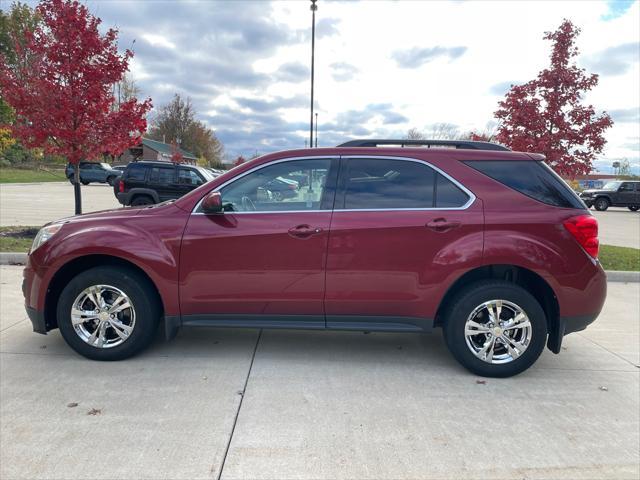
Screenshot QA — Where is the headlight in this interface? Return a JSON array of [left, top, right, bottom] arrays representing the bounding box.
[[31, 224, 62, 253]]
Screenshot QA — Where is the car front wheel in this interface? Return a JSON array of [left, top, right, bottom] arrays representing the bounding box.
[[56, 266, 160, 360], [442, 281, 547, 377], [594, 197, 609, 211], [629, 206, 639, 212]]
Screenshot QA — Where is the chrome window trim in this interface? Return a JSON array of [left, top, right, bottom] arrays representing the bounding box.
[[191, 154, 475, 215], [192, 155, 338, 214], [338, 155, 476, 211]]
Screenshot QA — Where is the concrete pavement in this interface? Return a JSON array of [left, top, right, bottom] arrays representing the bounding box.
[[1, 265, 638, 479], [0, 182, 120, 226], [1, 182, 639, 249]]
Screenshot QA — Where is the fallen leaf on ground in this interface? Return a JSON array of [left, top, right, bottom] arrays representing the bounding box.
[[599, 386, 608, 391], [67, 402, 78, 408], [476, 380, 487, 385], [87, 408, 102, 415]]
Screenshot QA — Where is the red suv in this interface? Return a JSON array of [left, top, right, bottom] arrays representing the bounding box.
[[23, 140, 606, 377]]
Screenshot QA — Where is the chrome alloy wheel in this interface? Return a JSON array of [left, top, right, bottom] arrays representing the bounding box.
[[464, 299, 532, 364], [71, 285, 136, 349]]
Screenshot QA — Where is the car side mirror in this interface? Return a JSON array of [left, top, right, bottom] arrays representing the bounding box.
[[202, 191, 224, 214]]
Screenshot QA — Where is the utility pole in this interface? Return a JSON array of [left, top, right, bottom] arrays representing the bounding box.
[[315, 112, 318, 148], [309, 0, 317, 148]]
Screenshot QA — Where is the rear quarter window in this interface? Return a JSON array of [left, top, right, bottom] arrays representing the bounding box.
[[464, 160, 585, 209], [125, 164, 147, 182]]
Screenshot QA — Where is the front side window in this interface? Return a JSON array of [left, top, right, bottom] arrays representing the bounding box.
[[341, 158, 436, 209], [178, 168, 204, 186], [220, 159, 331, 212], [619, 182, 634, 192]]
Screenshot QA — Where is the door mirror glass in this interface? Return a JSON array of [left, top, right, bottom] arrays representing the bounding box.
[[202, 191, 224, 214]]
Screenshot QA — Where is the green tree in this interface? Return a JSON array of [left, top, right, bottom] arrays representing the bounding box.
[[148, 93, 224, 165]]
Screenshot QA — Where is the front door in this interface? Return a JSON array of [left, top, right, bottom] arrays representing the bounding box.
[[180, 157, 338, 325], [325, 156, 483, 331]]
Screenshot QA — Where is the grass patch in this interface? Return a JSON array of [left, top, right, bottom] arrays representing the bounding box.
[[0, 226, 39, 252], [0, 167, 66, 183], [599, 244, 640, 272]]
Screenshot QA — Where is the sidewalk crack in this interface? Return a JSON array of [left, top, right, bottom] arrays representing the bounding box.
[[213, 328, 262, 480]]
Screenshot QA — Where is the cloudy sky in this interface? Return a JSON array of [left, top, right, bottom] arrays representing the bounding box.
[[54, 0, 640, 171]]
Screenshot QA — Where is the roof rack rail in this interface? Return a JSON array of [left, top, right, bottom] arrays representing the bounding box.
[[337, 139, 510, 151]]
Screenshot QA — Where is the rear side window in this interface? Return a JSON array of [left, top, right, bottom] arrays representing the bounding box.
[[126, 164, 147, 181], [464, 160, 585, 209], [149, 167, 174, 184], [342, 158, 435, 209], [340, 158, 470, 209]]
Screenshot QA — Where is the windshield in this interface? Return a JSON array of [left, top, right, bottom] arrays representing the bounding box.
[[602, 181, 621, 191], [196, 167, 214, 181]]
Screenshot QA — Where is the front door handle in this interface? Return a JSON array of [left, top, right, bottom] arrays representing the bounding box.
[[288, 224, 324, 239], [426, 218, 461, 233]]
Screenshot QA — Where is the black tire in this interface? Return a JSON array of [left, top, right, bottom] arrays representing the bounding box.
[[594, 197, 609, 211], [629, 206, 639, 212], [57, 266, 160, 360], [131, 195, 154, 206], [442, 280, 547, 378], [106, 176, 116, 186], [81, 180, 90, 186]]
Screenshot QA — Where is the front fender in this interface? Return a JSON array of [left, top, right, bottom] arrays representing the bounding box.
[[27, 205, 188, 317]]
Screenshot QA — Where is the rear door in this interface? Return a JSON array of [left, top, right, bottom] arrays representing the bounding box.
[[148, 165, 177, 201], [324, 156, 483, 331]]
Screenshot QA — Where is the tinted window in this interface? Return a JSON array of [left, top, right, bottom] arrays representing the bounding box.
[[619, 182, 635, 192], [126, 164, 147, 181], [342, 159, 435, 209], [436, 173, 469, 208], [178, 168, 204, 186], [464, 160, 585, 209], [220, 159, 331, 212], [150, 167, 174, 184]]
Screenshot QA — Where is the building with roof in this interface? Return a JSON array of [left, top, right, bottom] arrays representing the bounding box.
[[120, 138, 198, 165]]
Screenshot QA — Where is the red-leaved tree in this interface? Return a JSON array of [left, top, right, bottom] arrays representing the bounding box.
[[170, 141, 183, 163], [0, 0, 152, 213], [494, 19, 613, 178]]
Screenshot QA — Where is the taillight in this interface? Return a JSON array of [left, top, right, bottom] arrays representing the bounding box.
[[563, 215, 599, 259], [119, 180, 125, 193]]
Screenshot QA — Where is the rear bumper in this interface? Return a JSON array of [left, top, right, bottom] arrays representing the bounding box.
[[116, 192, 129, 205]]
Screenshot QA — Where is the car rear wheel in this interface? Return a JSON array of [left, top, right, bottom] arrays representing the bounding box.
[[131, 195, 154, 206], [442, 281, 547, 377], [81, 180, 90, 186], [57, 266, 160, 360], [594, 197, 609, 211], [629, 206, 639, 212]]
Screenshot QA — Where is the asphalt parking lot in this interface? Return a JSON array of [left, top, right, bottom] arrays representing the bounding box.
[[0, 182, 639, 249], [0, 265, 638, 479]]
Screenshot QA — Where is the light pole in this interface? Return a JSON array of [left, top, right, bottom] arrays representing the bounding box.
[[309, 0, 317, 148], [315, 112, 318, 148]]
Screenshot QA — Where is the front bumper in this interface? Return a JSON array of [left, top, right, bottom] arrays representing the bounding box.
[[26, 306, 47, 334]]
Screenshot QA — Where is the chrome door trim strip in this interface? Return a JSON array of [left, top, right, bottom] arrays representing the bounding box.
[[191, 154, 476, 215]]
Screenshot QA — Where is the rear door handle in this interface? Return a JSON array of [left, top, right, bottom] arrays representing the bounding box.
[[288, 224, 324, 239], [426, 218, 461, 232]]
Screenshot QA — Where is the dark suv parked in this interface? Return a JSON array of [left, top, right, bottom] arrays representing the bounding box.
[[115, 161, 214, 206], [65, 162, 122, 186], [24, 139, 606, 377], [580, 180, 640, 211]]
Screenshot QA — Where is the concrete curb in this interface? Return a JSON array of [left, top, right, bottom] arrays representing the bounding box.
[[1, 251, 638, 283], [605, 270, 640, 283], [0, 252, 27, 265]]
